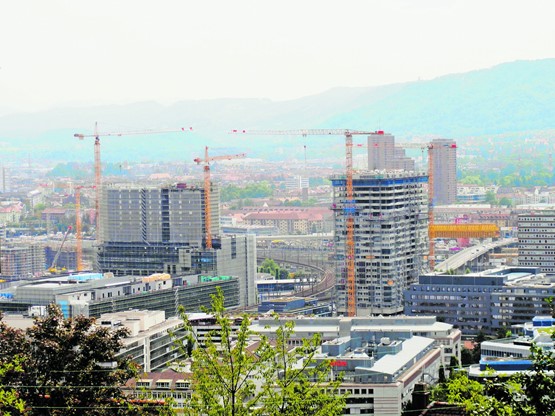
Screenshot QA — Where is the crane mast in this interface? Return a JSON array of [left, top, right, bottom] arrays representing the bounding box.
[[231, 128, 376, 317], [194, 147, 246, 249], [74, 124, 192, 246]]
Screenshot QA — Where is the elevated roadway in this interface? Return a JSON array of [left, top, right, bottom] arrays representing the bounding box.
[[434, 238, 517, 272]]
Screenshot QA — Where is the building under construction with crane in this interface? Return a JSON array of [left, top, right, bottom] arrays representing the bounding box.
[[331, 170, 429, 316], [96, 182, 257, 307]]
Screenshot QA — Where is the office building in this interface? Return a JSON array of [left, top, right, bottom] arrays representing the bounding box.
[[518, 211, 555, 273], [468, 316, 555, 379], [431, 138, 457, 205], [100, 310, 189, 372], [97, 183, 257, 306], [0, 272, 240, 318], [284, 175, 309, 191], [405, 267, 555, 335], [252, 315, 461, 416], [331, 171, 428, 315], [367, 131, 415, 171]]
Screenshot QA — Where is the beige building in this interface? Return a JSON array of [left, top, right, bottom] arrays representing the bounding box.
[[243, 208, 331, 234], [431, 138, 457, 205]]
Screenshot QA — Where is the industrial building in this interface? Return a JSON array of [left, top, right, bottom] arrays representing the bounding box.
[[96, 183, 257, 306], [431, 138, 457, 205], [404, 266, 555, 335], [331, 171, 428, 315], [518, 210, 555, 273]]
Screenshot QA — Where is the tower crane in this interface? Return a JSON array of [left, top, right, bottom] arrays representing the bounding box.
[[396, 142, 435, 269], [231, 128, 378, 317], [194, 147, 246, 249], [74, 123, 193, 242]]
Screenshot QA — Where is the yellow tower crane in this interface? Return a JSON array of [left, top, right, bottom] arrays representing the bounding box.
[[194, 147, 246, 249], [231, 128, 378, 317], [74, 123, 192, 242]]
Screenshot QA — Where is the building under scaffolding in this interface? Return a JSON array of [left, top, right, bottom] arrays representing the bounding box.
[[0, 244, 45, 280], [332, 171, 428, 316]]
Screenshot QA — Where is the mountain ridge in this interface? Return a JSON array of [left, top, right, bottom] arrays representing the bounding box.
[[1, 58, 554, 162]]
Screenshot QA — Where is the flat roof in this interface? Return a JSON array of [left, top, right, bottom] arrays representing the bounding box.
[[369, 336, 435, 376]]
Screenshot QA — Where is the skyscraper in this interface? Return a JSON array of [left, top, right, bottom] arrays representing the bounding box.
[[331, 171, 428, 316], [431, 139, 457, 205], [367, 131, 415, 171]]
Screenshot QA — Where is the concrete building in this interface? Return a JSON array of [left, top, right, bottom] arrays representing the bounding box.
[[284, 175, 309, 191], [0, 167, 11, 193], [252, 315, 460, 416], [125, 370, 193, 411], [0, 272, 240, 318], [431, 139, 457, 205], [367, 131, 415, 171], [0, 243, 45, 279], [97, 183, 257, 306], [518, 210, 555, 274], [405, 267, 555, 335], [331, 171, 428, 315], [99, 310, 188, 372], [99, 182, 217, 249]]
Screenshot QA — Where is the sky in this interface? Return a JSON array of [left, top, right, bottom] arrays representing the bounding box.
[[1, 0, 555, 112]]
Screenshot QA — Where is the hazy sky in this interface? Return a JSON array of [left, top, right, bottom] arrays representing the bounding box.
[[1, 0, 554, 111]]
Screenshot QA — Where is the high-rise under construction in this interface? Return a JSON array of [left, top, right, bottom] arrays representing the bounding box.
[[332, 171, 428, 316], [97, 183, 256, 306]]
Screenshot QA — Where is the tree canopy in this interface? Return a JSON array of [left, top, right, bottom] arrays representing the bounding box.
[[434, 343, 555, 415], [174, 288, 345, 416], [0, 307, 170, 415]]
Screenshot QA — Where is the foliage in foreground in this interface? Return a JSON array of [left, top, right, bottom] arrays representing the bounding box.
[[174, 287, 345, 416], [433, 343, 555, 415], [0, 307, 172, 415]]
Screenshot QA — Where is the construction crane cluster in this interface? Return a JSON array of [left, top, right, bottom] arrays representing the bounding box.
[[70, 123, 458, 318]]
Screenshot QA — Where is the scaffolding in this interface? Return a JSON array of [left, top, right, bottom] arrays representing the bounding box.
[[430, 223, 500, 239]]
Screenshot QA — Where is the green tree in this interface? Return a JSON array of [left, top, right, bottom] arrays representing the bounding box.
[[0, 357, 28, 415], [174, 288, 344, 416], [260, 258, 280, 275], [262, 318, 344, 416], [434, 343, 555, 415], [485, 190, 498, 205], [0, 306, 172, 415]]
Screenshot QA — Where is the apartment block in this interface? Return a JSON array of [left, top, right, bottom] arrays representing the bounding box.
[[367, 131, 415, 171], [331, 171, 428, 316], [431, 138, 457, 205], [0, 244, 45, 279]]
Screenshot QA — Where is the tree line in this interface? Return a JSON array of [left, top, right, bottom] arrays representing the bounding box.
[[0, 289, 344, 415]]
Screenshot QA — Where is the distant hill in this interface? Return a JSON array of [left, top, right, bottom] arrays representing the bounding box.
[[1, 58, 554, 163]]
